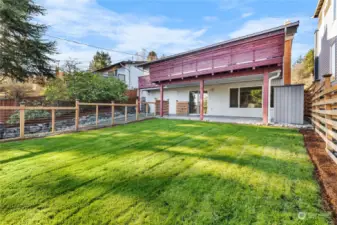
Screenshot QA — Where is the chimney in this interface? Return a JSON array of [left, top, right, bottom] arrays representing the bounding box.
[[283, 20, 293, 85]]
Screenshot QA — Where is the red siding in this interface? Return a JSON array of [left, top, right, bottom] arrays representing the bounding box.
[[149, 31, 285, 83]]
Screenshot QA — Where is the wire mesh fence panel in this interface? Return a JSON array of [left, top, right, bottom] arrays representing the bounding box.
[[114, 106, 126, 125], [23, 109, 52, 138], [97, 105, 112, 127], [55, 109, 76, 132], [79, 105, 97, 129], [0, 109, 20, 140], [126, 106, 137, 123]]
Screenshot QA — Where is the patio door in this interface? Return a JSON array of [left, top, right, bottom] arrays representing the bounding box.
[[189, 91, 208, 114]]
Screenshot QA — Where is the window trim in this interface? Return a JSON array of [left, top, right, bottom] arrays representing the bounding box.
[[229, 88, 239, 108], [229, 86, 263, 109]]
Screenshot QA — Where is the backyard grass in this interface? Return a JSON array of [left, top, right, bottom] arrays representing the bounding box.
[[0, 119, 331, 224]]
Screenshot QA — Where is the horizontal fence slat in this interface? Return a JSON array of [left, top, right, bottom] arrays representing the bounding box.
[[312, 97, 337, 106], [312, 109, 337, 116]]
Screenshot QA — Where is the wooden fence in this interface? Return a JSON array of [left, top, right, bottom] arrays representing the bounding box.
[[0, 100, 156, 140], [307, 74, 337, 162]]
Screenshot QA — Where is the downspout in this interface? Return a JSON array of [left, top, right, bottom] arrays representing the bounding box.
[[268, 70, 281, 124]]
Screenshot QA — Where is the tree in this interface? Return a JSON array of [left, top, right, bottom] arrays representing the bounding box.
[[294, 55, 304, 65], [0, 80, 34, 101], [147, 51, 158, 61], [291, 49, 314, 88], [303, 49, 314, 75], [44, 72, 128, 103], [0, 0, 56, 81], [89, 51, 112, 71]]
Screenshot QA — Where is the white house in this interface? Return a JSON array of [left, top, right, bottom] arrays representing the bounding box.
[[95, 60, 145, 90], [138, 22, 303, 125], [313, 0, 337, 80]]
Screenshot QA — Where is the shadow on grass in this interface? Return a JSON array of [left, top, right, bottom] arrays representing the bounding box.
[[0, 119, 305, 166]]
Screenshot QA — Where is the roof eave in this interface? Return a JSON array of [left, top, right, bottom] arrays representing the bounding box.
[[313, 0, 324, 18]]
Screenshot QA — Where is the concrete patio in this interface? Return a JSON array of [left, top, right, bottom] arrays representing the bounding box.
[[162, 115, 263, 125]]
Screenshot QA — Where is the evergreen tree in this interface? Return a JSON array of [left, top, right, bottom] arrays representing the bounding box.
[[0, 0, 56, 81], [89, 51, 112, 71]]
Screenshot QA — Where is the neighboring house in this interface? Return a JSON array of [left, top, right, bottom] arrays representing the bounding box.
[[138, 22, 301, 124], [313, 0, 337, 80], [94, 60, 145, 90]]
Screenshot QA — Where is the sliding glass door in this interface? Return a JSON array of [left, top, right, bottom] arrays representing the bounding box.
[[189, 91, 208, 114]]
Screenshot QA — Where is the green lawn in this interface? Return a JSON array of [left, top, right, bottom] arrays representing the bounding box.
[[0, 119, 330, 224]]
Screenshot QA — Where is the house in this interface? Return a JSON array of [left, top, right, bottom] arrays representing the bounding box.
[[138, 22, 302, 125], [313, 0, 337, 80], [94, 60, 145, 90]]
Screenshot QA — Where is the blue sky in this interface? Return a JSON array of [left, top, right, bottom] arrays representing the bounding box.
[[36, 0, 319, 69]]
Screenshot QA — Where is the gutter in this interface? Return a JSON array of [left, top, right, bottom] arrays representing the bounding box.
[[268, 70, 282, 124]]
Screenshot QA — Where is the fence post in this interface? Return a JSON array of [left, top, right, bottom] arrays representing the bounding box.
[[96, 105, 99, 127], [51, 109, 55, 133], [146, 103, 148, 117], [75, 100, 79, 131], [323, 74, 332, 151], [111, 101, 115, 126], [125, 106, 128, 123], [19, 103, 25, 138], [312, 80, 321, 129], [136, 99, 139, 121]]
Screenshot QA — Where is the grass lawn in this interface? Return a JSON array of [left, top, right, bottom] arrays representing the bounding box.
[[0, 119, 331, 224]]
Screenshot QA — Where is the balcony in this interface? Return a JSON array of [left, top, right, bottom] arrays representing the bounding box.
[[149, 31, 285, 83], [138, 75, 159, 89]]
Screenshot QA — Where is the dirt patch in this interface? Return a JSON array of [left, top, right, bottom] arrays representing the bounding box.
[[301, 129, 337, 225]]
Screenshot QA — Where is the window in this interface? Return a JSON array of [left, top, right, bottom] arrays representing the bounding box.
[[270, 87, 275, 108], [332, 43, 336, 79], [240, 87, 262, 108], [229, 87, 262, 108], [229, 88, 239, 108], [118, 74, 126, 82], [108, 71, 116, 77]]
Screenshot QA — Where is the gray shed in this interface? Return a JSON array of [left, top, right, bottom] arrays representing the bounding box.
[[274, 85, 304, 125]]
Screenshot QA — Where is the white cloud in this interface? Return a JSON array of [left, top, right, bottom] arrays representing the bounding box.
[[229, 17, 315, 38], [219, 0, 255, 10], [203, 16, 218, 22], [228, 16, 315, 63], [241, 12, 253, 18], [35, 0, 207, 68]]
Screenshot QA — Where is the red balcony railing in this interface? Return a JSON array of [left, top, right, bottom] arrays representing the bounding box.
[[138, 75, 159, 89], [149, 31, 285, 82]]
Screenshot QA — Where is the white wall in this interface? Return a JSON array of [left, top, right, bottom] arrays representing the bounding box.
[[315, 0, 337, 79], [141, 80, 277, 118], [116, 64, 144, 89]]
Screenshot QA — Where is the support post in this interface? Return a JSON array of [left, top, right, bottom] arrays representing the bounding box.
[[125, 106, 128, 123], [19, 103, 25, 138], [323, 74, 332, 151], [263, 70, 269, 125], [136, 99, 139, 120], [200, 80, 204, 121], [146, 103, 149, 117], [111, 101, 115, 126], [160, 84, 164, 117], [96, 105, 99, 127], [51, 109, 55, 133], [75, 100, 79, 131]]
